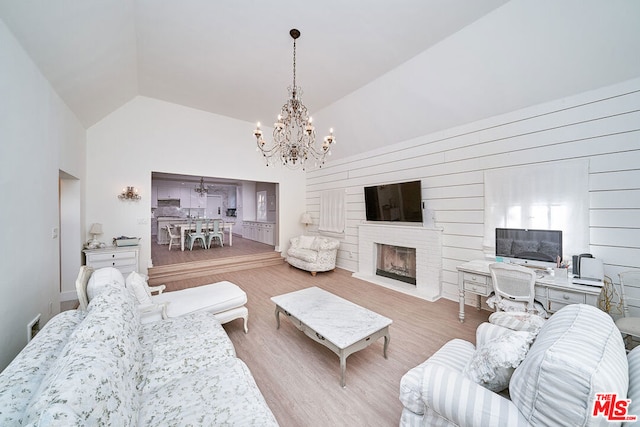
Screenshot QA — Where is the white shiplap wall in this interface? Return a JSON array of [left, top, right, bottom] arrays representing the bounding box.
[[305, 78, 640, 307]]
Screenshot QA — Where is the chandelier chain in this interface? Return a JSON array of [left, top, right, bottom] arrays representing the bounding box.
[[292, 37, 296, 93]]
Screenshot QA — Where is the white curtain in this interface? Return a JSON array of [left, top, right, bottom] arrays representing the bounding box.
[[319, 189, 345, 233], [483, 159, 590, 259]]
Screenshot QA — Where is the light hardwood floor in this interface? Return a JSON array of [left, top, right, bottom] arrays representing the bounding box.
[[150, 233, 275, 266], [183, 263, 490, 427]]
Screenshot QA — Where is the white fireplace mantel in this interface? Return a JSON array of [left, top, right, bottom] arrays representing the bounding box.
[[353, 223, 443, 301]]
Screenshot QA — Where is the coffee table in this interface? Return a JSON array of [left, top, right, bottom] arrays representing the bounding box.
[[271, 286, 392, 387]]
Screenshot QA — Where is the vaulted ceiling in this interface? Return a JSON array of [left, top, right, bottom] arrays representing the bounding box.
[[0, 0, 508, 128], [1, 1, 639, 163]]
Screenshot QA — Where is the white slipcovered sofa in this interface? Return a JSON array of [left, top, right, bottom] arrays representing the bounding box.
[[400, 304, 638, 426], [286, 235, 340, 276], [0, 271, 278, 426]]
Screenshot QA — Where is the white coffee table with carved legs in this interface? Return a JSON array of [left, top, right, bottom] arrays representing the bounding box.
[[271, 286, 392, 387]]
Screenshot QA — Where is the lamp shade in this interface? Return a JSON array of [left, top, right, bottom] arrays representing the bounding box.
[[300, 212, 313, 225], [89, 223, 103, 235]]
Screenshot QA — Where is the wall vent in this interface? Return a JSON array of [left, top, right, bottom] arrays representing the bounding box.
[[27, 314, 41, 343]]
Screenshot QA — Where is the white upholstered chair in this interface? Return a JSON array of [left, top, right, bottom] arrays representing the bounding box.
[[616, 271, 640, 348]]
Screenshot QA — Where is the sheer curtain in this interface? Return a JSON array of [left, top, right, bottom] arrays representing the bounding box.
[[319, 189, 345, 234], [483, 159, 590, 259]]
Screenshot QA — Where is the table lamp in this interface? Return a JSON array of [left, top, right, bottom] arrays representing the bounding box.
[[300, 212, 313, 234], [89, 223, 103, 246]]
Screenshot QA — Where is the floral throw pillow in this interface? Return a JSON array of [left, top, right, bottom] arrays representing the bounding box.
[[463, 330, 533, 392], [298, 235, 315, 249]]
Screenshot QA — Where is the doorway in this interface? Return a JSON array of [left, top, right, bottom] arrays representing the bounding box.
[[59, 171, 81, 301]]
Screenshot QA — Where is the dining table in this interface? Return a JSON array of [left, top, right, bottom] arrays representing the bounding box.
[[174, 221, 234, 251]]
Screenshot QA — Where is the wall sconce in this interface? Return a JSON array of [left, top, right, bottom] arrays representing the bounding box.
[[118, 186, 141, 200]]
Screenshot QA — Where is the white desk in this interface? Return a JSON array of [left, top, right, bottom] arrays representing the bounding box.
[[174, 221, 234, 251], [457, 260, 603, 322]]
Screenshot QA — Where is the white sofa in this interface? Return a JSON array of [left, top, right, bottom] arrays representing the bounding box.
[[0, 275, 278, 426], [400, 304, 638, 427], [286, 235, 340, 276]]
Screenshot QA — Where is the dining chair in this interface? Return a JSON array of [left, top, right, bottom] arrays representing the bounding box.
[[207, 219, 224, 248], [187, 219, 207, 250], [166, 225, 181, 251], [615, 271, 640, 349], [488, 263, 537, 313]]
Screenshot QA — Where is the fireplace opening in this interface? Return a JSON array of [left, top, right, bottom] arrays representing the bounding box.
[[376, 244, 417, 285]]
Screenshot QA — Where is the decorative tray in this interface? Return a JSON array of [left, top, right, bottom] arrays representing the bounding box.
[[113, 236, 141, 247]]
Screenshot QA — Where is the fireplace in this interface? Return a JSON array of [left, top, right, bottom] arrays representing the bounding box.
[[376, 244, 416, 285], [354, 223, 442, 301]]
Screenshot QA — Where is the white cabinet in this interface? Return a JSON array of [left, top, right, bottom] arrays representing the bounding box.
[[83, 246, 139, 276], [181, 187, 194, 208], [156, 185, 180, 199], [242, 221, 275, 245]]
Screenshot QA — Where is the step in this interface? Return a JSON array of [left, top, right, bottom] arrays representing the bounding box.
[[147, 252, 284, 285]]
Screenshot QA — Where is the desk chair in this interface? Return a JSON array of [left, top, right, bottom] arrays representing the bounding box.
[[616, 271, 640, 349], [166, 225, 181, 251], [489, 263, 538, 314]]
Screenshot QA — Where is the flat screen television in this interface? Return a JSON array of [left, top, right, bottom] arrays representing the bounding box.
[[495, 228, 563, 268], [364, 180, 423, 222]]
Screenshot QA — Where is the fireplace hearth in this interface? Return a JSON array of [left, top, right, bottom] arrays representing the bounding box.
[[376, 244, 416, 285]]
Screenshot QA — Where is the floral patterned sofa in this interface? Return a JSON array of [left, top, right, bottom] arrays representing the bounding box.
[[286, 235, 340, 276], [0, 276, 278, 425]]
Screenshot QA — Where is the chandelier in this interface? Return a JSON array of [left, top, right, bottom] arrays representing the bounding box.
[[254, 29, 335, 170], [194, 177, 208, 196]]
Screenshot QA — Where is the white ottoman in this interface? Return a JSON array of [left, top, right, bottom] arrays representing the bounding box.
[[153, 281, 249, 333]]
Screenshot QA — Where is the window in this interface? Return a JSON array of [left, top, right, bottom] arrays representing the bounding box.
[[483, 160, 589, 258], [319, 189, 345, 234]]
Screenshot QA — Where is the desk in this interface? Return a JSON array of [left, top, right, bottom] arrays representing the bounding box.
[[174, 222, 234, 251], [457, 260, 603, 322]]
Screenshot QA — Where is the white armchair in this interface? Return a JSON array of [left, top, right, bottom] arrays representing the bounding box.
[[400, 305, 630, 426], [286, 235, 340, 276]]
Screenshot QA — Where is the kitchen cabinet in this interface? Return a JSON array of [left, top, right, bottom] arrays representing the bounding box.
[[151, 186, 158, 208], [242, 221, 275, 245], [156, 185, 183, 200], [181, 187, 194, 208]]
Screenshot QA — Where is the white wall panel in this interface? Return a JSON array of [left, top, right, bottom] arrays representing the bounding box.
[[306, 78, 640, 311]]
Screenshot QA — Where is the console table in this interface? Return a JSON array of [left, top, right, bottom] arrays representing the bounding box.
[[457, 260, 603, 322]]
